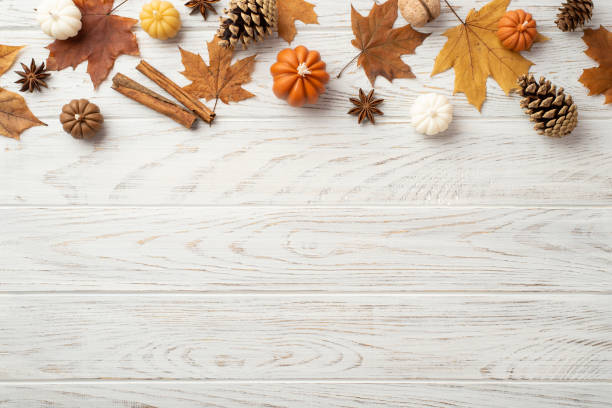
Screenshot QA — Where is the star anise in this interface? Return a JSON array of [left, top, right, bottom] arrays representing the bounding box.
[[15, 59, 50, 93], [348, 88, 384, 124], [185, 0, 220, 20]]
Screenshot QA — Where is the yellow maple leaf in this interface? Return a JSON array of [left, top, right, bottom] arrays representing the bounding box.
[[432, 0, 543, 111]]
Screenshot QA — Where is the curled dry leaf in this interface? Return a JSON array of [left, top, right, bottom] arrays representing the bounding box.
[[0, 45, 46, 140], [0, 45, 25, 76], [277, 0, 318, 44], [0, 88, 47, 140], [432, 0, 546, 111], [579, 25, 612, 105], [46, 0, 139, 88], [180, 41, 256, 110], [344, 0, 429, 86]]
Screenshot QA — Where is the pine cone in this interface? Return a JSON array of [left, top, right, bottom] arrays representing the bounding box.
[[517, 75, 578, 138], [217, 0, 277, 49], [555, 0, 593, 32]]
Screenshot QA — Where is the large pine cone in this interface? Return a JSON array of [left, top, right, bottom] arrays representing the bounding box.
[[517, 75, 578, 138], [555, 0, 593, 32], [217, 0, 277, 49]]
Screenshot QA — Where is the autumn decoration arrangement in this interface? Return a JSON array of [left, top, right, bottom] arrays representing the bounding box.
[[0, 0, 609, 142]]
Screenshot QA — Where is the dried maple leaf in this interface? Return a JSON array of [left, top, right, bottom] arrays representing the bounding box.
[[345, 0, 429, 87], [579, 25, 612, 105], [46, 0, 139, 89], [432, 0, 544, 111], [0, 88, 46, 140], [0, 45, 24, 77], [180, 41, 256, 111], [277, 0, 318, 43]]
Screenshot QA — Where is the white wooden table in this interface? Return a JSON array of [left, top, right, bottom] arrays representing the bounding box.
[[1, 0, 611, 406]]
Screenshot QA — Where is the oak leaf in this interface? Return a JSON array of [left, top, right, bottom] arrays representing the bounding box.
[[277, 0, 318, 43], [579, 25, 612, 105], [46, 0, 139, 89], [0, 88, 47, 140], [347, 0, 429, 87], [180, 41, 256, 110], [432, 0, 543, 111], [0, 45, 24, 76]]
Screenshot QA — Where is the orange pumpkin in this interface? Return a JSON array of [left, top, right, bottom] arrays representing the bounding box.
[[497, 9, 538, 52], [271, 45, 330, 107]]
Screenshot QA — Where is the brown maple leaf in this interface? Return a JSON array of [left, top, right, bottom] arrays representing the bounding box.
[[432, 0, 545, 111], [341, 0, 429, 86], [0, 45, 46, 140], [0, 45, 25, 77], [579, 25, 612, 105], [0, 88, 47, 140], [180, 41, 256, 111], [46, 0, 139, 89], [277, 0, 318, 44]]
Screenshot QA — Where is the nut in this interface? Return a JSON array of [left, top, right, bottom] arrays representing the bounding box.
[[399, 0, 441, 27]]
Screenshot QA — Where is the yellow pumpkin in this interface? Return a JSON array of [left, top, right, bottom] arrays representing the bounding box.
[[270, 45, 329, 107], [497, 9, 538, 52], [140, 0, 181, 40]]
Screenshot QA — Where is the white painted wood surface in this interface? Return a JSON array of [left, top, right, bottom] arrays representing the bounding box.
[[1, 0, 611, 406]]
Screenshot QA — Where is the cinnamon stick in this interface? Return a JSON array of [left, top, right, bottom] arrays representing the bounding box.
[[112, 73, 197, 129], [136, 60, 215, 124]]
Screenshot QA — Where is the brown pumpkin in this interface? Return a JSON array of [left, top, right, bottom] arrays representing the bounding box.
[[60, 99, 104, 139], [270, 45, 330, 107], [497, 9, 538, 52]]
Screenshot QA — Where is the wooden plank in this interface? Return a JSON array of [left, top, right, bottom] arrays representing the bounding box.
[[0, 295, 610, 380], [1, 382, 611, 408], [1, 118, 611, 205], [1, 207, 611, 293], [0, 29, 608, 121], [4, 0, 612, 31]]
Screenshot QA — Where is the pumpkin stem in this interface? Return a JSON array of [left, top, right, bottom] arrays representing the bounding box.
[[297, 62, 311, 77]]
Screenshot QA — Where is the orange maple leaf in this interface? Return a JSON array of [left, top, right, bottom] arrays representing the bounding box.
[[46, 0, 139, 89], [277, 0, 318, 44], [345, 0, 429, 86], [579, 25, 612, 105], [180, 41, 256, 111]]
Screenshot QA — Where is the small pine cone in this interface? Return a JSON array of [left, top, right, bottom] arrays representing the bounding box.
[[217, 0, 277, 49], [517, 74, 578, 138], [555, 0, 593, 32]]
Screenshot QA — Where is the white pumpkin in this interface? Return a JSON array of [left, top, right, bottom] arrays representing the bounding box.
[[37, 0, 83, 40], [410, 93, 453, 136]]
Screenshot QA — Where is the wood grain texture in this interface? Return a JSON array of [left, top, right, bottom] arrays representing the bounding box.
[[1, 118, 611, 205], [1, 0, 611, 406], [0, 1, 610, 206], [1, 295, 610, 380], [1, 207, 611, 293], [1, 382, 611, 408]]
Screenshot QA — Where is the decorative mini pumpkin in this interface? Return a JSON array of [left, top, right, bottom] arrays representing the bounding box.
[[270, 46, 330, 107], [497, 9, 538, 52], [140, 0, 181, 40], [410, 93, 453, 136], [398, 0, 440, 27], [60, 99, 104, 139], [36, 0, 82, 40]]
